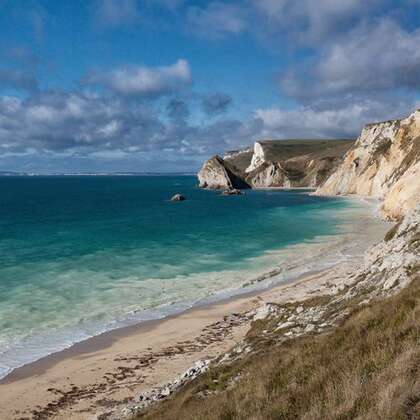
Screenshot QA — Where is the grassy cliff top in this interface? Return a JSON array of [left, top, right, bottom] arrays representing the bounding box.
[[224, 139, 355, 172], [257, 139, 355, 161]]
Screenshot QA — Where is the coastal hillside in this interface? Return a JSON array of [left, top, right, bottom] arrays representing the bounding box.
[[198, 139, 354, 190], [130, 206, 420, 420], [317, 110, 420, 220], [142, 279, 420, 419]]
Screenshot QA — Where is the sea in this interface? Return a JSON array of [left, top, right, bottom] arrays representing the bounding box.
[[0, 175, 387, 379]]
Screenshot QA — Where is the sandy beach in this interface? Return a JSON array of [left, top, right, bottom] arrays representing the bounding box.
[[0, 258, 365, 420]]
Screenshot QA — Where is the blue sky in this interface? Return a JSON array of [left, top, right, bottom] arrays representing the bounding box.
[[0, 0, 420, 173]]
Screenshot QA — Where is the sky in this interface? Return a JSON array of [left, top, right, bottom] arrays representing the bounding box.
[[1, 0, 420, 173]]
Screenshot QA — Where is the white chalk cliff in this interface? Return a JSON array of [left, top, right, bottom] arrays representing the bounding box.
[[198, 140, 353, 190], [246, 142, 266, 173], [317, 110, 420, 220]]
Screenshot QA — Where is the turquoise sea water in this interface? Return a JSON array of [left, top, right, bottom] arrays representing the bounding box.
[[0, 176, 380, 378]]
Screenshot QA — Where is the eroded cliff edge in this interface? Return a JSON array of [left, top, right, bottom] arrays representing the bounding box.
[[197, 139, 354, 190], [316, 109, 420, 220]]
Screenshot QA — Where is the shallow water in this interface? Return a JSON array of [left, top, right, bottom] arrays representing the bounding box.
[[0, 176, 385, 378]]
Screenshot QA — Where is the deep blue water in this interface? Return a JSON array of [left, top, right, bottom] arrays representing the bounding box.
[[0, 175, 358, 377]]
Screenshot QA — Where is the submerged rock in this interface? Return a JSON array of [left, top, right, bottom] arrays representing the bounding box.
[[170, 194, 186, 202], [221, 188, 243, 196]]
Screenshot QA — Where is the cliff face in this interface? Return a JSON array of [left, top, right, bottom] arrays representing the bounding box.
[[245, 155, 342, 188], [245, 140, 354, 188], [197, 155, 250, 189], [317, 110, 420, 219], [198, 140, 354, 190]]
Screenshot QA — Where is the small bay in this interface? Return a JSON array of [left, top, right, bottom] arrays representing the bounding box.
[[0, 175, 381, 378]]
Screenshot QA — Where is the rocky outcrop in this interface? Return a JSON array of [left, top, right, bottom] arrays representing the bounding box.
[[198, 140, 354, 190], [170, 194, 186, 202], [348, 205, 419, 296], [197, 155, 250, 190], [121, 360, 211, 416], [221, 188, 243, 196], [317, 110, 420, 219]]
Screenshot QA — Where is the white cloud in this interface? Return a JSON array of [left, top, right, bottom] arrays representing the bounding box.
[[86, 59, 192, 97], [0, 90, 246, 162], [186, 2, 247, 39], [254, 99, 418, 139], [282, 19, 420, 100], [253, 0, 379, 44], [317, 20, 420, 91]]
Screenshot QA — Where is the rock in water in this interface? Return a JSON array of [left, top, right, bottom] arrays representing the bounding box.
[[170, 194, 186, 202], [221, 188, 243, 195]]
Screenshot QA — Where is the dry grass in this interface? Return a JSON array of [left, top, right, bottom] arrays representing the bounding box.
[[137, 271, 420, 420]]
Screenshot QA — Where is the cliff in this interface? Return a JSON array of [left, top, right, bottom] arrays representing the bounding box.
[[317, 110, 420, 219], [197, 155, 250, 189], [198, 139, 354, 190]]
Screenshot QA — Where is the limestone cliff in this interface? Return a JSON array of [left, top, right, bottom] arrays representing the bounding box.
[[197, 155, 250, 189], [198, 140, 353, 190], [317, 110, 420, 219], [245, 155, 343, 188]]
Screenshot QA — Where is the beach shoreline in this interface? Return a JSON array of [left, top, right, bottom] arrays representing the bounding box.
[[0, 197, 390, 419], [0, 265, 330, 387], [0, 264, 356, 420]]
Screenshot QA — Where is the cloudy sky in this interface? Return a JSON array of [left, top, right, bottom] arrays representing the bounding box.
[[1, 0, 420, 173]]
